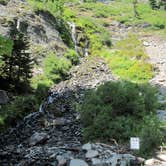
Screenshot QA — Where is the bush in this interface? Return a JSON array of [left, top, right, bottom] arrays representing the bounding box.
[[35, 83, 50, 103], [0, 95, 38, 130], [43, 52, 72, 83], [139, 115, 163, 157], [79, 81, 160, 156], [64, 49, 79, 65]]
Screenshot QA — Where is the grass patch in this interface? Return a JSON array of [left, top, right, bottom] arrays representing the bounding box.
[[102, 34, 153, 83]]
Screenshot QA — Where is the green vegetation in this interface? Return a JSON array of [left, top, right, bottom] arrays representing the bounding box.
[[28, 0, 65, 17], [64, 49, 79, 65], [0, 28, 33, 93], [31, 52, 72, 89], [0, 95, 38, 131], [0, 0, 9, 5], [0, 35, 13, 57], [102, 35, 153, 83], [63, 1, 158, 83], [79, 81, 162, 157], [0, 0, 166, 158]]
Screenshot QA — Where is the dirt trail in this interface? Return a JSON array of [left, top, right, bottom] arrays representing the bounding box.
[[142, 35, 166, 91]]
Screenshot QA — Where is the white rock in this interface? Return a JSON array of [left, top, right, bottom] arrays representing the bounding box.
[[29, 132, 48, 146], [82, 143, 92, 151], [70, 159, 89, 166], [143, 41, 151, 47], [156, 154, 166, 162], [85, 150, 99, 158], [145, 158, 155, 166]]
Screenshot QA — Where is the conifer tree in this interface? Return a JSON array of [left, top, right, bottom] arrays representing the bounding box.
[[1, 24, 33, 92]]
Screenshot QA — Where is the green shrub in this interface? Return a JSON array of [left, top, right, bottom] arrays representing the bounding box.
[[79, 81, 160, 156], [0, 35, 13, 69], [44, 52, 72, 83], [0, 0, 9, 5], [0, 95, 38, 130], [64, 49, 79, 65], [139, 115, 163, 157], [35, 83, 50, 103]]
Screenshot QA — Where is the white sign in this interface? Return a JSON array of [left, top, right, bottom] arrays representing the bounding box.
[[130, 137, 140, 150]]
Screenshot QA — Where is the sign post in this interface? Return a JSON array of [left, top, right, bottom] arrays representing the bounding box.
[[130, 137, 141, 165], [130, 137, 140, 150]]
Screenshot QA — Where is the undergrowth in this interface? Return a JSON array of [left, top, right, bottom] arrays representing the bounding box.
[[78, 81, 163, 157]]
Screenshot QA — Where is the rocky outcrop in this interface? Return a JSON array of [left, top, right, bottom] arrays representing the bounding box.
[[0, 57, 118, 165], [0, 0, 70, 63]]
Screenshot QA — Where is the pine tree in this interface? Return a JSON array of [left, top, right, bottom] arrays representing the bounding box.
[[1, 24, 33, 92]]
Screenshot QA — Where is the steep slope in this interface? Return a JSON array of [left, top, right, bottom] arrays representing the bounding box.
[[0, 0, 71, 61], [0, 57, 118, 165]]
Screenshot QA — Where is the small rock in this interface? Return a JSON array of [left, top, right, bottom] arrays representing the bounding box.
[[85, 150, 99, 158], [70, 159, 89, 166], [82, 143, 92, 151], [143, 41, 150, 47], [29, 132, 49, 146]]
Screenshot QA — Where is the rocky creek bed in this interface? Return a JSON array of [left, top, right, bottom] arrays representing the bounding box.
[[0, 57, 141, 166]]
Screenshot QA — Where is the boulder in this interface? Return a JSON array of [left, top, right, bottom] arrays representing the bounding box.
[[156, 154, 166, 162], [0, 90, 9, 104], [70, 159, 89, 166], [85, 150, 99, 158], [29, 132, 49, 146], [82, 143, 92, 151]]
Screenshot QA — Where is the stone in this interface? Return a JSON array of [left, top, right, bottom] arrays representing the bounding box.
[[70, 159, 89, 166], [122, 154, 135, 161], [157, 110, 166, 121], [57, 158, 67, 166], [145, 159, 155, 166], [156, 154, 166, 162], [85, 150, 99, 158], [0, 90, 9, 104], [142, 23, 151, 28], [56, 154, 69, 166], [91, 158, 103, 166], [29, 132, 49, 146], [82, 143, 92, 151], [143, 41, 150, 47]]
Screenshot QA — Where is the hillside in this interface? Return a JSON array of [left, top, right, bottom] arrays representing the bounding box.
[[0, 0, 166, 165]]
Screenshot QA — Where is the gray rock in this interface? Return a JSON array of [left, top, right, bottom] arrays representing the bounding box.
[[157, 110, 166, 121], [82, 143, 92, 151], [85, 150, 99, 158], [91, 158, 103, 166], [70, 159, 89, 166], [0, 90, 9, 104], [29, 132, 49, 146], [156, 154, 166, 162], [145, 158, 155, 166]]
